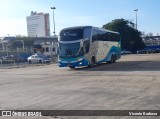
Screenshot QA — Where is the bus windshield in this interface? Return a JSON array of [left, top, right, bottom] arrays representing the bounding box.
[[59, 42, 84, 58], [60, 28, 84, 41]]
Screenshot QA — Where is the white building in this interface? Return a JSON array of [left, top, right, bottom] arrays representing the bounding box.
[[33, 36, 58, 58], [26, 11, 50, 37]]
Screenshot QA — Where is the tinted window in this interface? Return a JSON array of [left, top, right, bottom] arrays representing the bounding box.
[[84, 27, 92, 39], [92, 29, 98, 42], [92, 29, 109, 42], [60, 28, 84, 41], [92, 29, 120, 42], [109, 33, 120, 41], [59, 42, 82, 58]]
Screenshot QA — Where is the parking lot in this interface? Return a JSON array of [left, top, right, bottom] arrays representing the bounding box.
[[0, 54, 160, 119]]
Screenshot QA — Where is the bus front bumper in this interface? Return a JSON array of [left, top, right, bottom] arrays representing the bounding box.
[[58, 58, 89, 67]]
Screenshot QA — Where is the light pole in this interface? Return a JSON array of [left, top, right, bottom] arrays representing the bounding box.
[[134, 9, 138, 30], [51, 7, 56, 36]]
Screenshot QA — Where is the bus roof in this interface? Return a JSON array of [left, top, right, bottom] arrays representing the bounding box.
[[60, 26, 120, 34]]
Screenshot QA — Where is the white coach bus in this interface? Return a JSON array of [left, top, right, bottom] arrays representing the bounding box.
[[58, 26, 121, 69]]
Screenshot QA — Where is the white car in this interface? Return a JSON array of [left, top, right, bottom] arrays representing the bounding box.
[[27, 54, 50, 64]]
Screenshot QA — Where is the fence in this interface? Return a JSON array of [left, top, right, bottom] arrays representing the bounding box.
[[0, 60, 15, 67], [0, 46, 33, 57]]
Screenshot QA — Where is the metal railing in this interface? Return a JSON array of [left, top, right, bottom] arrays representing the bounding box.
[[0, 60, 15, 67]]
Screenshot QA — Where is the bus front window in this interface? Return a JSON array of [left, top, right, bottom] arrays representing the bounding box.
[[59, 42, 84, 58]]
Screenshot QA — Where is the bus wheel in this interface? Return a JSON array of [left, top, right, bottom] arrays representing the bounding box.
[[113, 55, 116, 63], [108, 55, 115, 63], [69, 66, 75, 69], [88, 57, 95, 68]]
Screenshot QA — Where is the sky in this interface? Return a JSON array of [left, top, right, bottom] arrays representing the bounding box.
[[0, 0, 160, 37]]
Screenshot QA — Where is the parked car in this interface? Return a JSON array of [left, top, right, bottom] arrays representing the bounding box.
[[137, 49, 153, 54], [121, 50, 132, 55], [0, 56, 7, 60], [7, 55, 24, 62], [27, 54, 50, 64], [152, 48, 160, 53]]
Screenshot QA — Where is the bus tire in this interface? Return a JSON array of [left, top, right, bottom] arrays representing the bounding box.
[[108, 55, 114, 63], [88, 57, 95, 68], [113, 55, 116, 63], [69, 66, 75, 69]]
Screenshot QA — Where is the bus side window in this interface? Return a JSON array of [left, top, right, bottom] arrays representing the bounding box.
[[92, 29, 97, 42], [103, 33, 109, 41], [84, 27, 92, 39], [97, 30, 103, 41], [110, 33, 114, 41], [116, 34, 120, 41], [112, 33, 120, 42], [84, 40, 90, 53]]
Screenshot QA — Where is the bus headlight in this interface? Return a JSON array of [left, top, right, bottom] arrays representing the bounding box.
[[79, 62, 82, 65]]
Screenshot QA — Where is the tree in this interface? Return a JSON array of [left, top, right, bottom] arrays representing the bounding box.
[[103, 18, 145, 52], [16, 36, 34, 46], [11, 36, 34, 49]]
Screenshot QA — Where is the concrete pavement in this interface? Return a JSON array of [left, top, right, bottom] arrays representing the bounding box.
[[0, 54, 160, 119]]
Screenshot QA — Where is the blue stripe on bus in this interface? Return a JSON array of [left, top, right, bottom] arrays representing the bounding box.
[[98, 46, 121, 63]]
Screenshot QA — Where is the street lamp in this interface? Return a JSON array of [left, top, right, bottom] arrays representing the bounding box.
[[51, 7, 56, 36], [134, 9, 138, 30]]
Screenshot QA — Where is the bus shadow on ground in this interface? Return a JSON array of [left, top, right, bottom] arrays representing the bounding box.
[[73, 60, 160, 71]]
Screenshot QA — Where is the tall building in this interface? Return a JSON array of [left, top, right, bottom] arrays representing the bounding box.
[[26, 11, 50, 37]]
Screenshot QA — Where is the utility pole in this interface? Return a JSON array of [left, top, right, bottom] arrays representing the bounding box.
[[134, 9, 138, 30], [51, 7, 56, 36]]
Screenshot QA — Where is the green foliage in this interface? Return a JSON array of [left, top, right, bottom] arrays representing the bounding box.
[[11, 36, 34, 49], [103, 18, 145, 52], [16, 36, 34, 46]]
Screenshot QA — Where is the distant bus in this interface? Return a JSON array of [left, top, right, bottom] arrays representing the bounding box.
[[58, 26, 121, 69]]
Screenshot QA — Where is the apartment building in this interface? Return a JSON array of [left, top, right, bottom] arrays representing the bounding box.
[[26, 11, 50, 37]]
